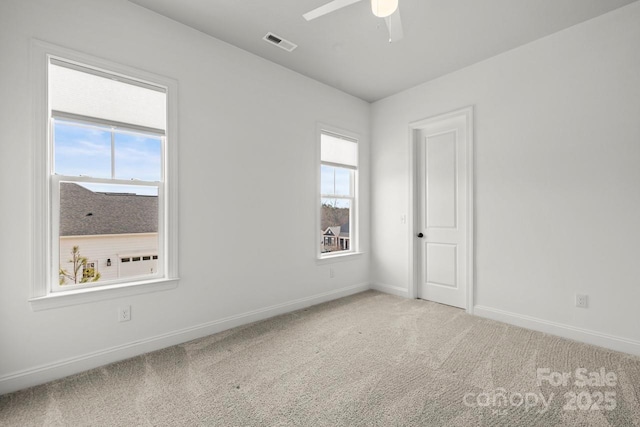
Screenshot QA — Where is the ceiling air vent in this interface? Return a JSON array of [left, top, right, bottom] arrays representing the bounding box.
[[263, 32, 297, 52]]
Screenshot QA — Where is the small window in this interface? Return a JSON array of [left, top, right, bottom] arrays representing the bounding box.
[[319, 129, 358, 257]]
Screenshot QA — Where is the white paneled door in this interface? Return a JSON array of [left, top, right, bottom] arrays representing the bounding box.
[[415, 109, 472, 309]]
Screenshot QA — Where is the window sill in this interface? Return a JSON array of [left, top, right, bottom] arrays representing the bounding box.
[[316, 251, 364, 265], [29, 278, 179, 311]]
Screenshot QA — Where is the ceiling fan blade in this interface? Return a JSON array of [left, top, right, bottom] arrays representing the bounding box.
[[303, 0, 363, 21], [384, 8, 403, 42]]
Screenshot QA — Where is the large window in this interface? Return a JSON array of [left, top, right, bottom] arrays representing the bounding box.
[[319, 130, 358, 257], [30, 42, 178, 307]]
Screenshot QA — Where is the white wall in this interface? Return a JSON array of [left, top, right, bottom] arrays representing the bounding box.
[[0, 0, 370, 393], [371, 3, 640, 353]]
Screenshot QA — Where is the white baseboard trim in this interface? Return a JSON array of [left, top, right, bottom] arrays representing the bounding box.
[[0, 283, 370, 396], [474, 305, 640, 357], [371, 282, 410, 298]]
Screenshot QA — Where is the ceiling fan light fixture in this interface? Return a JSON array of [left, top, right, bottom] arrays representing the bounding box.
[[371, 0, 398, 18]]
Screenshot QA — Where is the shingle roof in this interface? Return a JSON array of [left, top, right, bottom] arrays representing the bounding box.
[[322, 223, 350, 238], [60, 183, 158, 236]]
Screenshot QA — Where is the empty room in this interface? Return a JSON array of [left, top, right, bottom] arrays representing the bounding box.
[[1, 0, 639, 425]]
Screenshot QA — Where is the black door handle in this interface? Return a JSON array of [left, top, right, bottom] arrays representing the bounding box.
[[417, 233, 424, 238]]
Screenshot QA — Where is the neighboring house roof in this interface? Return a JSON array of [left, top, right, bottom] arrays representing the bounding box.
[[60, 183, 158, 236], [325, 226, 340, 237], [322, 223, 350, 239]]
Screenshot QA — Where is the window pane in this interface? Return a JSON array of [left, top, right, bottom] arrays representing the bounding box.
[[58, 181, 159, 285], [114, 132, 162, 181], [320, 198, 351, 254], [321, 165, 352, 196], [54, 121, 111, 178]]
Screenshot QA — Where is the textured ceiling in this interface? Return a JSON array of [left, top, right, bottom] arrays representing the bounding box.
[[129, 0, 637, 102]]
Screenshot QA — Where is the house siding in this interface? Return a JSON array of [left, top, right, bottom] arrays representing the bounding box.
[[59, 233, 158, 282]]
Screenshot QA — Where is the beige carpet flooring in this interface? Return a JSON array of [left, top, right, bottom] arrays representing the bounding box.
[[1, 290, 640, 426]]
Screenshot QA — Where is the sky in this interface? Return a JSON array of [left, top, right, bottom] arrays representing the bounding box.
[[321, 165, 351, 195], [321, 165, 352, 209], [54, 120, 161, 195]]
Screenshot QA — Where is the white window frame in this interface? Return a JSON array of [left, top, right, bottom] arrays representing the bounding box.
[[316, 124, 360, 261], [29, 40, 179, 310]]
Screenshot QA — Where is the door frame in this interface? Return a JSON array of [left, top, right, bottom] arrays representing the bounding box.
[[407, 106, 475, 314]]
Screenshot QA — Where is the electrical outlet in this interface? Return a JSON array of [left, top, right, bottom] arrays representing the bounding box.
[[575, 294, 588, 308], [118, 305, 131, 322], [329, 268, 335, 279]]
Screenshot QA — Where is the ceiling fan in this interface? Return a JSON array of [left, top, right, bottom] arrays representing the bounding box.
[[303, 0, 404, 43]]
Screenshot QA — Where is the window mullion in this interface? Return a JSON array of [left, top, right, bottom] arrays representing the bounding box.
[[54, 175, 159, 187], [111, 129, 115, 179], [333, 167, 336, 195]]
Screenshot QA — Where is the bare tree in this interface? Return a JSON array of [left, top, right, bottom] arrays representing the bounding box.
[[321, 201, 349, 230]]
